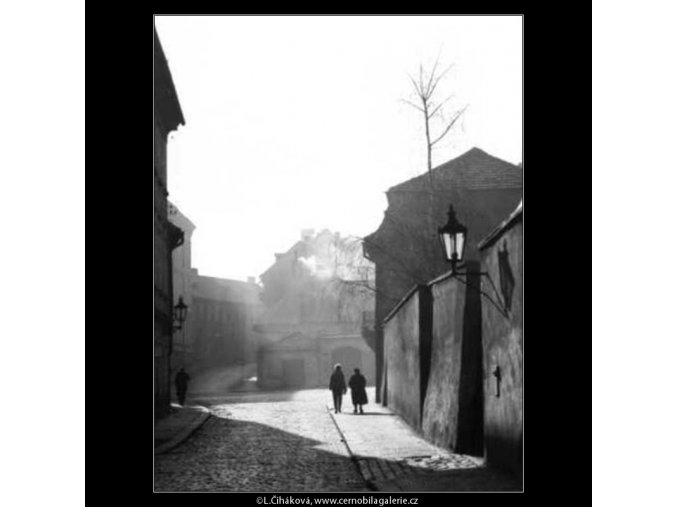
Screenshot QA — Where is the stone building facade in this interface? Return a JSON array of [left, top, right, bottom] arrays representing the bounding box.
[[382, 285, 432, 431], [166, 201, 262, 372], [422, 265, 484, 456], [257, 331, 374, 390], [363, 147, 523, 402], [190, 276, 263, 370], [154, 27, 185, 419], [381, 266, 485, 457], [378, 201, 523, 465], [478, 201, 523, 477], [256, 230, 376, 390], [168, 202, 198, 370]]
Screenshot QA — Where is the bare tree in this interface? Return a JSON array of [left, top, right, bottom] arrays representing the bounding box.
[[401, 55, 468, 233], [330, 232, 427, 305]]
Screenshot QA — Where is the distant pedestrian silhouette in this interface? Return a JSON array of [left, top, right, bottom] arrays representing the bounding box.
[[175, 368, 190, 406], [348, 368, 368, 414], [329, 364, 347, 413]]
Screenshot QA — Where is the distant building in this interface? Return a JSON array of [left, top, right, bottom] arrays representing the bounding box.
[[154, 27, 185, 419], [167, 203, 262, 373], [256, 230, 376, 389], [364, 148, 522, 402], [190, 275, 263, 370]]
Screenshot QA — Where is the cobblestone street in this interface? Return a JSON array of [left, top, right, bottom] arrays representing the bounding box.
[[154, 388, 520, 492], [154, 389, 369, 492]]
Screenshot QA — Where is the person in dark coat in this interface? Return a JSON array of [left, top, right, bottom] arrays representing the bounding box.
[[174, 368, 190, 406], [348, 368, 368, 414], [329, 364, 347, 413]]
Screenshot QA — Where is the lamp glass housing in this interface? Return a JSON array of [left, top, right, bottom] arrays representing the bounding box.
[[174, 297, 188, 325], [438, 205, 468, 264]]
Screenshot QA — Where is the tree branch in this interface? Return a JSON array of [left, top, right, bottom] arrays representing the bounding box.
[[427, 93, 455, 119], [407, 73, 422, 98], [400, 98, 425, 113], [430, 105, 467, 146], [424, 54, 441, 99], [427, 64, 454, 101], [335, 279, 401, 306]]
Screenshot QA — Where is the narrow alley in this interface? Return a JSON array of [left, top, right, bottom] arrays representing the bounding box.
[[153, 16, 524, 494]]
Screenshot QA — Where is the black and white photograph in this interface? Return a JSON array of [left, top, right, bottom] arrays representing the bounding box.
[[153, 15, 523, 493], [10, 3, 677, 505]]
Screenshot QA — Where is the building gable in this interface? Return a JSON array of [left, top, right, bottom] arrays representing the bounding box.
[[154, 27, 185, 136]]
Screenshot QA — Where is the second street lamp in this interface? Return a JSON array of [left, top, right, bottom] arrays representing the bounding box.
[[173, 296, 188, 331]]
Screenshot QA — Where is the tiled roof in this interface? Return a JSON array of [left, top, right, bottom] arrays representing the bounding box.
[[259, 240, 307, 279], [192, 275, 261, 305], [388, 147, 522, 193]]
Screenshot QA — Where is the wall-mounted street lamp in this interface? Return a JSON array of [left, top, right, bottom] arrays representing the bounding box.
[[437, 204, 510, 318], [173, 296, 188, 331], [437, 204, 468, 275]]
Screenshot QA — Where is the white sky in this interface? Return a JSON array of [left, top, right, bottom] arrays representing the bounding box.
[[155, 15, 522, 282]]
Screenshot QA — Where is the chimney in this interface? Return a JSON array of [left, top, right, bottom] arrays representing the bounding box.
[[247, 276, 256, 284], [301, 229, 315, 242]]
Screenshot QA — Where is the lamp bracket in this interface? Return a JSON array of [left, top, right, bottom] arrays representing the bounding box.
[[450, 263, 488, 277], [448, 269, 510, 320]]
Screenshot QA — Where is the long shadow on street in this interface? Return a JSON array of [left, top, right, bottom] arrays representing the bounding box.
[[154, 414, 367, 492]]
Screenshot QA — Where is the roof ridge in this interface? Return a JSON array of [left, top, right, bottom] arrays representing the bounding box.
[[196, 274, 257, 286], [388, 147, 520, 192]]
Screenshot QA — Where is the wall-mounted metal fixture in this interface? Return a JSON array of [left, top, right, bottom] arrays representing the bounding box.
[[173, 296, 188, 331], [492, 365, 502, 398]]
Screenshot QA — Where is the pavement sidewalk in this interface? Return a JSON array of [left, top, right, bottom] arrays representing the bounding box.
[[155, 364, 257, 455], [155, 403, 211, 455], [327, 387, 520, 492]]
